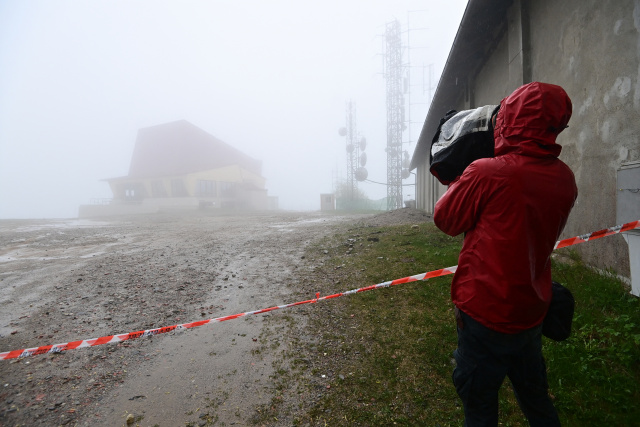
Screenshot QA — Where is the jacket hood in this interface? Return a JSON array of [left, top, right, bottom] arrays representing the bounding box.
[[494, 82, 572, 157]]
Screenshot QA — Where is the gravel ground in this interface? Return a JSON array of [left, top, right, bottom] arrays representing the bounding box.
[[0, 209, 431, 427]]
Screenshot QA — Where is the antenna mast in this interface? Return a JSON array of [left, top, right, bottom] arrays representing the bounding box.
[[384, 20, 404, 210], [339, 101, 368, 208]]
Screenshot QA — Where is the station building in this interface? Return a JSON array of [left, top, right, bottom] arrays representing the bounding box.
[[80, 120, 272, 217]]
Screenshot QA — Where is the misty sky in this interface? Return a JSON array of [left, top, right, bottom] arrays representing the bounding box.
[[0, 0, 467, 218]]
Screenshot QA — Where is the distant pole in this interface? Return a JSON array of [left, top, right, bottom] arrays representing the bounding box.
[[339, 101, 359, 206], [347, 101, 358, 202]]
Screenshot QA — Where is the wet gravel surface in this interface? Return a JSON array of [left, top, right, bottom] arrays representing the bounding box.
[[0, 211, 381, 427]]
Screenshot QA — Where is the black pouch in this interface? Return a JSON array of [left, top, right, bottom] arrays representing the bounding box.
[[429, 104, 499, 185], [542, 281, 575, 341]]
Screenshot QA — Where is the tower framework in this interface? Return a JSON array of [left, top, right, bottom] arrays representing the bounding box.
[[345, 101, 358, 202], [384, 20, 404, 210]]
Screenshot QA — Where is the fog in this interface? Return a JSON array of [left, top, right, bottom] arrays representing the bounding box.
[[0, 0, 466, 219]]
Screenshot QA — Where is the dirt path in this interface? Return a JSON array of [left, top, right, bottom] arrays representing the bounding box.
[[0, 211, 370, 427]]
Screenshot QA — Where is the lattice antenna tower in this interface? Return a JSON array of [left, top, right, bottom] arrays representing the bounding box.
[[339, 101, 368, 204], [384, 20, 405, 210], [345, 101, 358, 201]]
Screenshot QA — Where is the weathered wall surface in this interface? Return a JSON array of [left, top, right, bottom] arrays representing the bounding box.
[[473, 35, 511, 106], [415, 0, 638, 276], [416, 36, 511, 212], [527, 0, 640, 274]]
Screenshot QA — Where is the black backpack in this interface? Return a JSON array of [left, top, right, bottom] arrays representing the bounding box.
[[542, 281, 575, 342], [429, 105, 499, 185]]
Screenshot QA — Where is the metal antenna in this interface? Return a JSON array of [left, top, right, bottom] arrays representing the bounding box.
[[338, 101, 367, 207], [384, 20, 404, 210]]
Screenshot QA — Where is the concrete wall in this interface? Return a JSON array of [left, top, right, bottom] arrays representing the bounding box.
[[415, 32, 511, 214], [526, 0, 640, 274], [417, 0, 639, 276], [473, 35, 511, 106]]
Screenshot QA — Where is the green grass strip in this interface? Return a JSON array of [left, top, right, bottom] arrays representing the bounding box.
[[293, 222, 640, 426]]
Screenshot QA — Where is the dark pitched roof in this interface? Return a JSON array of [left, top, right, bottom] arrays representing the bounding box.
[[127, 120, 262, 178]]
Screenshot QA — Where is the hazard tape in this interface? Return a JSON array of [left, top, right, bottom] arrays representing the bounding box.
[[554, 219, 640, 249], [1, 219, 638, 360]]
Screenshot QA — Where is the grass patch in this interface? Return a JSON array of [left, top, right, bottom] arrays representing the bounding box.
[[293, 222, 640, 426], [546, 255, 640, 425]]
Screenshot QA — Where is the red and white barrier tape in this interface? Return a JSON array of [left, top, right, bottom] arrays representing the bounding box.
[[554, 219, 639, 249], [2, 220, 638, 360]]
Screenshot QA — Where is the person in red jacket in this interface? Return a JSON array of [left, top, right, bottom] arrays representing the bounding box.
[[434, 82, 578, 426]]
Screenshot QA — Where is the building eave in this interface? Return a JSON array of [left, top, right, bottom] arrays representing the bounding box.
[[409, 0, 512, 170]]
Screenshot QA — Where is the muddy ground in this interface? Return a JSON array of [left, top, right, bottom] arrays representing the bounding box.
[[0, 209, 432, 427]]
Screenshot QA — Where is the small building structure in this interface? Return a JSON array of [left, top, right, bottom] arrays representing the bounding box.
[[320, 193, 336, 211], [80, 120, 270, 217]]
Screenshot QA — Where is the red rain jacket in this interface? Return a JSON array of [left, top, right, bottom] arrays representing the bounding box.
[[434, 82, 578, 334]]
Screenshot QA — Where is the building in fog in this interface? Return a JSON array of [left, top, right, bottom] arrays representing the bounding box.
[[320, 193, 336, 211], [80, 120, 272, 217]]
